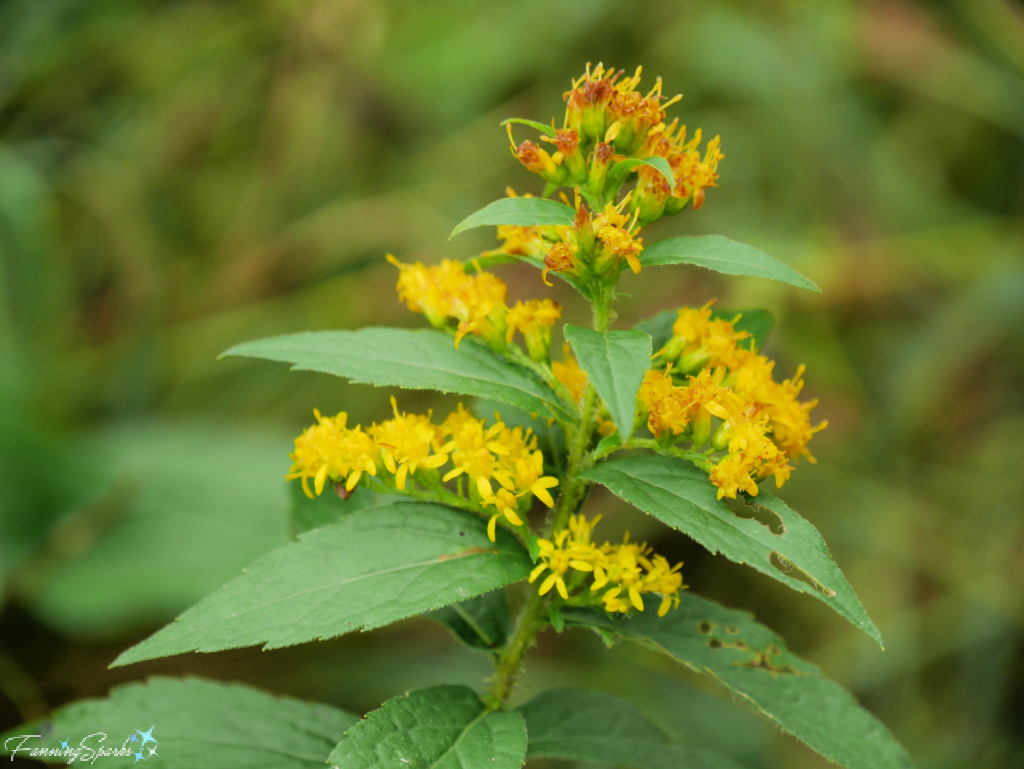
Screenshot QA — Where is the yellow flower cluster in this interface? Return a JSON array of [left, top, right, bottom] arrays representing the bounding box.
[[288, 401, 559, 542], [529, 515, 685, 617], [388, 255, 560, 360], [492, 65, 722, 289], [640, 304, 827, 500]]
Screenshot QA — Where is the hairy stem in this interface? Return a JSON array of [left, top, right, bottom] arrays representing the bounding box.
[[486, 285, 614, 707]]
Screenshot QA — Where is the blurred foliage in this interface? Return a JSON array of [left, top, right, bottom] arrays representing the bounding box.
[[1, 0, 1023, 767]]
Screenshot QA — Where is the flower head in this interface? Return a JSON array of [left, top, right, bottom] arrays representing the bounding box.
[[553, 346, 589, 404], [506, 298, 561, 360], [287, 410, 378, 498], [370, 398, 449, 490]]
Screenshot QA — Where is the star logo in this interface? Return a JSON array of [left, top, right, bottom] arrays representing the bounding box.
[[136, 726, 157, 747], [133, 749, 147, 763], [148, 747, 158, 757], [60, 740, 70, 750]]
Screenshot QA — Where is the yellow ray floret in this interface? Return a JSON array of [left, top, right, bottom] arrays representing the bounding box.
[[529, 515, 685, 616]]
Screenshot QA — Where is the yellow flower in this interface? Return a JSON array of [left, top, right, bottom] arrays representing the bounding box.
[[387, 255, 508, 349], [439, 408, 559, 541], [529, 516, 685, 616], [553, 345, 589, 404], [287, 410, 378, 498], [593, 197, 644, 275], [370, 398, 450, 491], [505, 298, 561, 361]]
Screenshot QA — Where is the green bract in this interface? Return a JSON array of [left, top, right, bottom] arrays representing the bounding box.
[[4, 62, 914, 769]]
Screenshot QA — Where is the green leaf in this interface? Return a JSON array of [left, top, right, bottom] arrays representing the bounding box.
[[564, 325, 652, 438], [427, 589, 512, 653], [518, 688, 744, 769], [450, 197, 575, 238], [563, 597, 914, 769], [640, 235, 820, 293], [223, 328, 574, 422], [500, 117, 556, 137], [580, 456, 882, 646], [111, 502, 532, 666], [607, 156, 675, 191], [0, 677, 357, 767], [636, 308, 775, 354], [288, 482, 404, 537], [329, 685, 526, 769]]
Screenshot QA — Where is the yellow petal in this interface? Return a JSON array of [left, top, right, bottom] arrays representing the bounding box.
[[629, 586, 644, 612], [443, 466, 464, 482], [346, 469, 362, 491], [569, 560, 594, 572], [503, 509, 523, 526], [314, 464, 329, 496], [477, 476, 494, 500], [531, 483, 555, 508], [529, 564, 548, 583], [301, 475, 314, 500], [658, 595, 671, 617], [487, 515, 498, 543], [539, 573, 558, 596], [396, 463, 408, 490], [555, 576, 569, 600]]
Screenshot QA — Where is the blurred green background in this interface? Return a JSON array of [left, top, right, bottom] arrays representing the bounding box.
[[2, 0, 1023, 766]]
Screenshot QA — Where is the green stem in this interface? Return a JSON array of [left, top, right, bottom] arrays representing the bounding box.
[[486, 284, 614, 707], [485, 589, 547, 709]]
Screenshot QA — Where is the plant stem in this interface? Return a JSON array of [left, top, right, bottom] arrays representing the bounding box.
[[486, 283, 614, 708], [485, 589, 547, 709]]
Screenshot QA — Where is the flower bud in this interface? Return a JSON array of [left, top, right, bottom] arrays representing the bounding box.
[[588, 142, 615, 196]]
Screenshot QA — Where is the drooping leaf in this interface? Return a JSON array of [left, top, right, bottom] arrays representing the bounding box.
[[640, 235, 820, 292], [500, 117, 556, 137], [288, 482, 405, 537], [30, 423, 290, 638], [636, 308, 774, 354], [329, 685, 526, 769], [607, 156, 675, 191], [223, 328, 574, 422], [474, 252, 593, 300], [0, 677, 358, 768], [427, 589, 512, 653], [580, 456, 881, 646], [564, 325, 652, 438], [112, 502, 532, 667], [518, 688, 744, 769], [564, 596, 914, 769], [450, 197, 575, 238]]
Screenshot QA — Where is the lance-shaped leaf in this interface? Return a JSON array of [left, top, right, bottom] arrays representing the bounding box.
[[518, 688, 744, 769], [641, 235, 820, 293], [112, 502, 532, 666], [636, 308, 774, 354], [607, 156, 675, 191], [564, 325, 652, 438], [580, 456, 881, 646], [427, 589, 512, 653], [563, 597, 914, 769], [450, 197, 575, 238], [474, 253, 593, 300], [223, 328, 574, 422], [500, 117, 556, 137], [0, 677, 358, 768], [329, 685, 526, 769]]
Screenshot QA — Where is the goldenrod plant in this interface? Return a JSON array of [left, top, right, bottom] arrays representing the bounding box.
[[2, 64, 914, 769]]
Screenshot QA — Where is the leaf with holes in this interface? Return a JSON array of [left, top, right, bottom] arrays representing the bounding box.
[[564, 325, 652, 438], [111, 503, 532, 666], [223, 328, 574, 422], [427, 589, 512, 654], [450, 197, 575, 238], [329, 685, 526, 769], [518, 688, 744, 769], [607, 156, 675, 192], [564, 596, 914, 769], [580, 455, 881, 646], [636, 308, 774, 354], [0, 677, 358, 768], [640, 235, 820, 292]]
